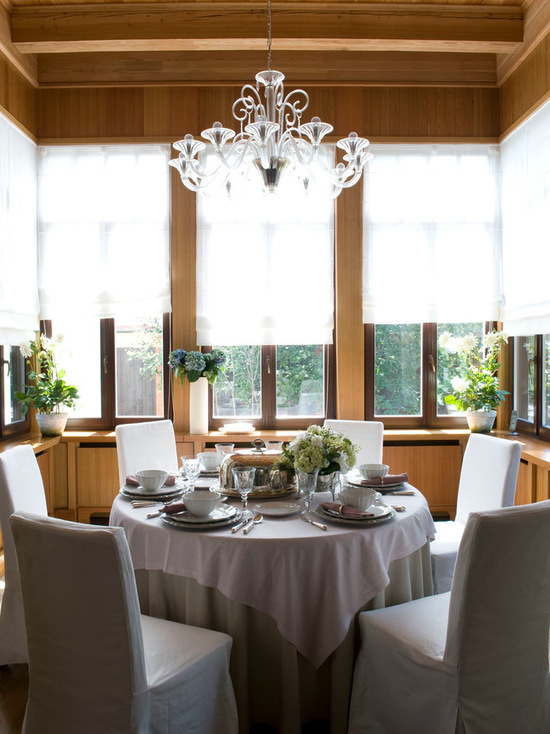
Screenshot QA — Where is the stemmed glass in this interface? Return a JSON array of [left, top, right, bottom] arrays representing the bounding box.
[[231, 466, 256, 516], [297, 468, 320, 515], [181, 457, 201, 491]]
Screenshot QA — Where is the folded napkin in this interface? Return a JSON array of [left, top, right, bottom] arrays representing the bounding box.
[[126, 474, 176, 487], [162, 501, 187, 515], [359, 473, 408, 487], [321, 502, 374, 519]]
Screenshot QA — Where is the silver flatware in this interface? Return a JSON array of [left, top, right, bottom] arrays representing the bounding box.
[[391, 504, 406, 512], [231, 514, 251, 533], [242, 514, 263, 534], [302, 514, 327, 531]]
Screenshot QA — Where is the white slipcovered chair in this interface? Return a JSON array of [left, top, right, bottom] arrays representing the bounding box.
[[115, 419, 179, 487], [0, 445, 48, 664], [323, 419, 384, 465], [10, 511, 238, 734], [349, 500, 550, 734], [430, 432, 522, 593]]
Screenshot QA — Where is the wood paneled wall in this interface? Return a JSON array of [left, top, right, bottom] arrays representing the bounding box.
[[37, 85, 500, 142], [0, 49, 37, 138], [500, 32, 550, 139]]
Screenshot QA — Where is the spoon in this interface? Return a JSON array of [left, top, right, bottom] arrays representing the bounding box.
[[242, 513, 263, 534]]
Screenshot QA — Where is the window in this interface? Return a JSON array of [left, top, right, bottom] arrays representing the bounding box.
[[366, 322, 486, 427], [197, 148, 335, 428], [363, 144, 501, 427], [211, 344, 332, 429], [37, 145, 171, 429], [0, 113, 37, 438], [511, 334, 550, 440]]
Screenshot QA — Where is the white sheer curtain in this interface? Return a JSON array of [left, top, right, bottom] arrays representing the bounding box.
[[38, 145, 171, 319], [501, 100, 550, 336], [196, 149, 335, 346], [363, 144, 502, 324], [0, 114, 38, 345]]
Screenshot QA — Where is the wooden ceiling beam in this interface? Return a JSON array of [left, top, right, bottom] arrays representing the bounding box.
[[37, 49, 497, 87], [11, 2, 523, 55]]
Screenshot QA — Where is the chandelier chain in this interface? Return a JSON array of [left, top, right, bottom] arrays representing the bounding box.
[[267, 0, 272, 70]]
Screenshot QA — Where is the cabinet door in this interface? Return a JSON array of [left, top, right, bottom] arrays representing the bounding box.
[[383, 443, 462, 517], [76, 446, 119, 507]]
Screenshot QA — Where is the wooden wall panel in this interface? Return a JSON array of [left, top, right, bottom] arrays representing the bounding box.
[[0, 49, 37, 138], [500, 32, 550, 139], [38, 85, 501, 142]]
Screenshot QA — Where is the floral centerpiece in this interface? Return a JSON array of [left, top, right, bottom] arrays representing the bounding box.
[[275, 424, 358, 476], [15, 333, 80, 436], [168, 348, 226, 385], [440, 329, 508, 432]]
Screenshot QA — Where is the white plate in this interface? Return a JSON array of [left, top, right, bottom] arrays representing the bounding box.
[[344, 474, 405, 492], [253, 501, 301, 517], [120, 485, 183, 500], [161, 508, 243, 531], [318, 503, 396, 525], [165, 504, 237, 525], [218, 423, 256, 434]]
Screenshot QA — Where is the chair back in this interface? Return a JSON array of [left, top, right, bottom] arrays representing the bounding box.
[[0, 446, 48, 664], [115, 419, 178, 487], [323, 420, 384, 465], [455, 433, 521, 526], [445, 501, 550, 732], [10, 511, 149, 734]]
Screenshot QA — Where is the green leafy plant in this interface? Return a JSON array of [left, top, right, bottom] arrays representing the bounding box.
[[15, 333, 80, 415], [274, 424, 358, 475], [440, 330, 509, 412], [168, 348, 227, 385]]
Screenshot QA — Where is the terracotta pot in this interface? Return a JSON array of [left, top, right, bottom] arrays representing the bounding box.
[[36, 412, 68, 437], [466, 409, 497, 433]]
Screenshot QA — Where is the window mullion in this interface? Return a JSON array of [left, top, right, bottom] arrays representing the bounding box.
[[262, 346, 277, 429]]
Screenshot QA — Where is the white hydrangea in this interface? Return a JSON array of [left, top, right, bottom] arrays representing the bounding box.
[[451, 376, 469, 393]]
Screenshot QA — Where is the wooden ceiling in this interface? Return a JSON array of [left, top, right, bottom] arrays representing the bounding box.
[[1, 0, 549, 89]]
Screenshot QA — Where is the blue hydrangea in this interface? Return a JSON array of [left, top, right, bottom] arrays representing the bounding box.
[[168, 349, 186, 368], [184, 351, 206, 372]]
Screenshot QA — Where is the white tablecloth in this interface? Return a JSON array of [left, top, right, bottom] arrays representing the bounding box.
[[110, 487, 435, 733]]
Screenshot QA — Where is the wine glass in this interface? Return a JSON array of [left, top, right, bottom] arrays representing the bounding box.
[[297, 468, 320, 514], [231, 466, 256, 516], [181, 457, 201, 491]]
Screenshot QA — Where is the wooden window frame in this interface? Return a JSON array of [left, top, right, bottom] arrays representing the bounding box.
[[0, 345, 30, 439]]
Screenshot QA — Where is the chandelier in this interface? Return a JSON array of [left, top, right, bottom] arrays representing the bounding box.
[[169, 0, 372, 198]]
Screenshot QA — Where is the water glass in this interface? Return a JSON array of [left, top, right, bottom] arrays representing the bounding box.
[[266, 441, 283, 452], [181, 457, 201, 490], [297, 468, 320, 514], [215, 442, 235, 468], [232, 466, 256, 514]]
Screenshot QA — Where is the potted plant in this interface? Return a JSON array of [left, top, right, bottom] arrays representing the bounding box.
[[15, 333, 80, 436], [274, 424, 358, 498], [440, 329, 509, 433], [168, 348, 227, 434]]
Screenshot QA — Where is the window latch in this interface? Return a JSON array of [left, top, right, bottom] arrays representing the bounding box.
[[428, 354, 436, 373], [266, 354, 271, 374], [1, 358, 10, 376], [103, 356, 109, 374]]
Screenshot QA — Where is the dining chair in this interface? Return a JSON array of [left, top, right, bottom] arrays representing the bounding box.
[[323, 419, 384, 465], [115, 419, 179, 487], [348, 500, 550, 734], [10, 510, 238, 734], [0, 445, 48, 665], [430, 433, 522, 593]]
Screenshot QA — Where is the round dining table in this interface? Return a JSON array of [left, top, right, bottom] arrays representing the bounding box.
[[110, 485, 436, 734]]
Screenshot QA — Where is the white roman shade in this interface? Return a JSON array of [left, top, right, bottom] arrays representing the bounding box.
[[363, 144, 502, 324], [38, 145, 171, 319], [0, 114, 39, 345], [501, 100, 550, 336], [196, 148, 335, 346]]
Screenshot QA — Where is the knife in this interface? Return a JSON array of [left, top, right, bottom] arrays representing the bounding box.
[[231, 515, 250, 533], [302, 515, 328, 531]]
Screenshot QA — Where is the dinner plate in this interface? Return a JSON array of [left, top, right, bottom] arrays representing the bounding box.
[[317, 504, 396, 526], [344, 474, 405, 492], [253, 501, 301, 517], [120, 485, 183, 501], [220, 486, 296, 500], [165, 504, 237, 525], [161, 507, 243, 530]]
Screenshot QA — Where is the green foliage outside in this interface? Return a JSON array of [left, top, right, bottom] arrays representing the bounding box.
[[374, 324, 421, 415], [125, 318, 163, 383]]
